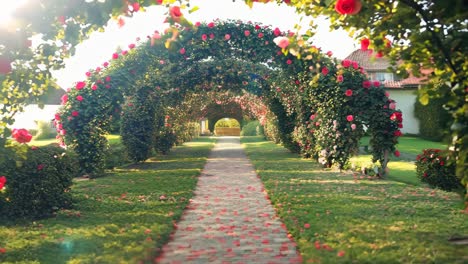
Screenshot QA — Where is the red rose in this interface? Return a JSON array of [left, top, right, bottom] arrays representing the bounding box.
[[321, 66, 329, 76], [362, 80, 371, 88], [37, 164, 45, 171], [0, 176, 6, 190], [72, 111, 79, 117], [169, 6, 183, 22], [132, 2, 140, 12], [335, 0, 362, 15], [342, 60, 351, 68], [12, 128, 32, 144], [345, 89, 353, 96], [76, 81, 86, 90], [61, 94, 68, 104], [360, 38, 370, 50], [394, 150, 401, 157]]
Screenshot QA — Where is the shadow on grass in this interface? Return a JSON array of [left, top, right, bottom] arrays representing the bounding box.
[[241, 136, 467, 264], [0, 137, 216, 263]]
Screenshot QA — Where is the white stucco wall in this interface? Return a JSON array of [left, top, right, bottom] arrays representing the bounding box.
[[386, 89, 420, 135], [10, 104, 60, 130]]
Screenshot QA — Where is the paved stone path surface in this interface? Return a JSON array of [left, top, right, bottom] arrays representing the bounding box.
[[158, 137, 301, 264]]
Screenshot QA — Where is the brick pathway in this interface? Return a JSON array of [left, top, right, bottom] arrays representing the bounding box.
[[157, 137, 301, 264]]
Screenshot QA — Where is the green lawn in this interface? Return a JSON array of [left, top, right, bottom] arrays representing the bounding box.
[[0, 137, 216, 263], [355, 136, 448, 186], [360, 136, 447, 156], [242, 136, 467, 263], [30, 134, 121, 147]]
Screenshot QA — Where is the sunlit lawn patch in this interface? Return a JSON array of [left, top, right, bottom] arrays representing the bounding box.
[[242, 136, 467, 263], [0, 137, 215, 263]]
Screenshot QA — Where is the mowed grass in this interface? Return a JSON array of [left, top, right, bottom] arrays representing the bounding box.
[[242, 136, 467, 264], [0, 137, 216, 264], [360, 136, 447, 156], [29, 134, 122, 146]]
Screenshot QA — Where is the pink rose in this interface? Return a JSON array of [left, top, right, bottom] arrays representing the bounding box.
[[335, 0, 362, 15], [12, 128, 32, 143], [76, 95, 83, 102], [361, 38, 370, 50], [346, 115, 354, 122], [0, 176, 6, 190], [322, 67, 329, 76], [61, 94, 68, 105], [169, 6, 183, 22], [273, 36, 290, 49], [345, 89, 353, 97], [342, 60, 351, 68], [76, 81, 86, 90], [362, 80, 371, 88]]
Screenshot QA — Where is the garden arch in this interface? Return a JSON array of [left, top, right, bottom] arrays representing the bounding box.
[[56, 20, 402, 176]]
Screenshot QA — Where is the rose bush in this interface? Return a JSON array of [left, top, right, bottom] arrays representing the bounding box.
[[416, 149, 464, 193]]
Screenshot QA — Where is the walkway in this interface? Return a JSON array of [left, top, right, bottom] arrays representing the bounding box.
[[158, 137, 301, 264]]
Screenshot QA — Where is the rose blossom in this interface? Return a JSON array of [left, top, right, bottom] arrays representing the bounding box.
[[361, 38, 370, 50], [12, 128, 32, 143], [273, 36, 290, 49], [169, 6, 183, 22], [335, 0, 362, 15]]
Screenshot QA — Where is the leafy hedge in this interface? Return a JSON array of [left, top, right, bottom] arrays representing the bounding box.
[[415, 149, 463, 193], [414, 96, 450, 141], [241, 120, 263, 136], [0, 145, 78, 219]]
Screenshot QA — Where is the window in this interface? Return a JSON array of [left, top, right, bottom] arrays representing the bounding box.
[[373, 72, 394, 81]]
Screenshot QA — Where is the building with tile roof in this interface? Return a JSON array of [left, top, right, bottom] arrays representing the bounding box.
[[344, 49, 430, 134]]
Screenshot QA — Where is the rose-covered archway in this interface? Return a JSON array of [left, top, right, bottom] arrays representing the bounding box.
[[55, 19, 401, 176]]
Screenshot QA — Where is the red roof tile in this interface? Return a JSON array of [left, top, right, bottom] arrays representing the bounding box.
[[344, 49, 431, 89]]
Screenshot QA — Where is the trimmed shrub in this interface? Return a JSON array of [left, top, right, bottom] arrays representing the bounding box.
[[121, 95, 157, 163], [0, 145, 79, 219], [414, 96, 450, 141], [241, 120, 262, 136], [155, 127, 176, 155], [103, 142, 131, 169], [415, 149, 463, 193]]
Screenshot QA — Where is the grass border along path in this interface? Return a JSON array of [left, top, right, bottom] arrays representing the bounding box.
[[241, 136, 467, 263], [0, 137, 216, 264]]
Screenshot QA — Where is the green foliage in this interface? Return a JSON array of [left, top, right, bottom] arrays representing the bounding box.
[[34, 120, 57, 140], [120, 90, 159, 163], [0, 145, 78, 219], [215, 118, 240, 128], [241, 120, 263, 136], [414, 95, 450, 141], [103, 141, 131, 170], [416, 149, 464, 193], [154, 127, 177, 155]]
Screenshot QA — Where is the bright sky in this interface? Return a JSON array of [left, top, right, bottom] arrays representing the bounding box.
[[53, 0, 357, 88], [2, 0, 357, 89]]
